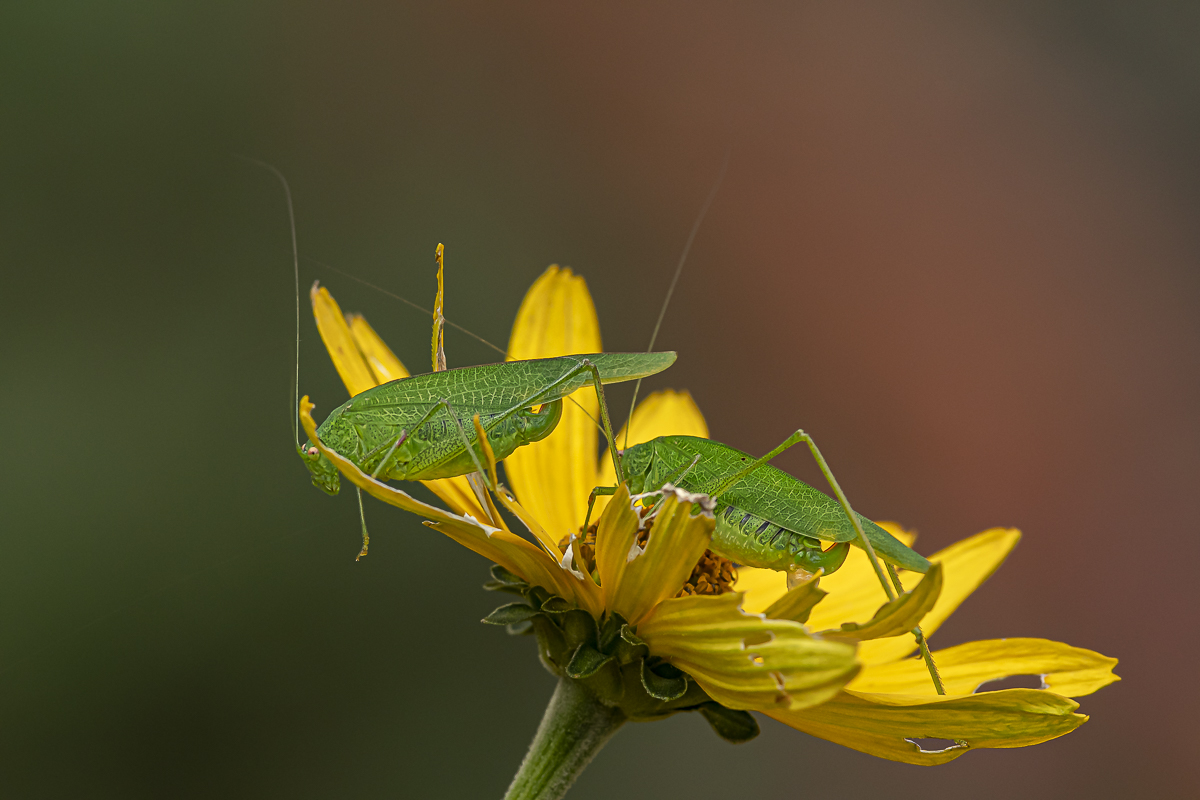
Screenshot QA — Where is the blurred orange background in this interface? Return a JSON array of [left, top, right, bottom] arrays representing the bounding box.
[[2, 3, 1194, 797]]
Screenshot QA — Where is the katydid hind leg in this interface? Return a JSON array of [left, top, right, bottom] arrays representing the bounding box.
[[706, 430, 807, 500], [789, 430, 897, 599]]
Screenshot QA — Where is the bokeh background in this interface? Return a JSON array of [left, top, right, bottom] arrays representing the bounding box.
[[2, 2, 1196, 797]]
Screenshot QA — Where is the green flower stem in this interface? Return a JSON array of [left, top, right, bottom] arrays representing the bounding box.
[[504, 678, 626, 800]]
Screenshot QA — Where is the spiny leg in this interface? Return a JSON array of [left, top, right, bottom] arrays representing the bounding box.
[[355, 487, 370, 560]]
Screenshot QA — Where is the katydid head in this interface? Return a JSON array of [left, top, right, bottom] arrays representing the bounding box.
[[299, 441, 340, 495]]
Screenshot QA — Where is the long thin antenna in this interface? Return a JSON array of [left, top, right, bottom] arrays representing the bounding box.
[[238, 156, 301, 447], [624, 148, 731, 448]]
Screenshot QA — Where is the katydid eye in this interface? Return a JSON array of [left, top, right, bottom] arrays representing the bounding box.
[[306, 447, 318, 457]]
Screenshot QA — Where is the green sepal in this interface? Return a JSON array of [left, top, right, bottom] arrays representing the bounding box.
[[561, 608, 599, 649], [566, 643, 614, 679], [482, 580, 529, 596], [530, 615, 568, 672], [698, 702, 760, 744], [539, 596, 575, 613], [526, 584, 551, 609], [615, 624, 649, 665], [597, 612, 626, 652], [640, 660, 690, 701], [482, 603, 540, 626], [489, 564, 526, 586]]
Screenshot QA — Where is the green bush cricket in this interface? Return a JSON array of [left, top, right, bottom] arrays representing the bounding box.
[[594, 433, 931, 578], [298, 351, 677, 496]]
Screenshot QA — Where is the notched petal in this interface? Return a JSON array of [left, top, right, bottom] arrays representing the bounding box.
[[851, 638, 1119, 698], [637, 593, 859, 713], [769, 688, 1086, 765]]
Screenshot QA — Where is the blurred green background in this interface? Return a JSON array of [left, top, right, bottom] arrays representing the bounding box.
[[2, 2, 1196, 797]]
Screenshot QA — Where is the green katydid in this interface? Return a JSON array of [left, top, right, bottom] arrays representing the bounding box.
[[298, 351, 676, 495], [593, 433, 931, 579]]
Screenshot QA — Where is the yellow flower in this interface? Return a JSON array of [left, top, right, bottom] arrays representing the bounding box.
[[298, 266, 861, 732], [297, 264, 1117, 765]]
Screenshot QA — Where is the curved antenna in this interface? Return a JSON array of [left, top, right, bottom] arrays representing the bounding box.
[[237, 156, 302, 448], [624, 147, 731, 448]]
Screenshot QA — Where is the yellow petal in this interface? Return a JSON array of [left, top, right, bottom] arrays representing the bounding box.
[[346, 313, 409, 383], [734, 567, 790, 614], [422, 476, 490, 522], [770, 688, 1086, 765], [806, 527, 1019, 666], [494, 485, 562, 561], [819, 564, 943, 643], [301, 396, 591, 605], [638, 592, 859, 712], [594, 389, 709, 518], [762, 572, 826, 624], [850, 638, 1119, 698], [593, 484, 641, 606], [311, 284, 378, 397], [598, 486, 715, 625], [798, 524, 918, 629], [503, 266, 602, 537], [858, 528, 1021, 665]]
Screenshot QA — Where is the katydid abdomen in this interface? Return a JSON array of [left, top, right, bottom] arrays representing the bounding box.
[[620, 435, 930, 574]]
